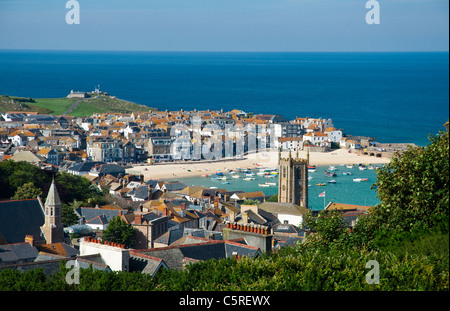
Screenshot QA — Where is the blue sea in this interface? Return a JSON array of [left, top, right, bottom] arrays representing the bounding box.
[[0, 50, 448, 146], [0, 50, 448, 210], [169, 165, 383, 211]]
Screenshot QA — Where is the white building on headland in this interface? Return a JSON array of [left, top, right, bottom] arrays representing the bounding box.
[[67, 90, 87, 99]]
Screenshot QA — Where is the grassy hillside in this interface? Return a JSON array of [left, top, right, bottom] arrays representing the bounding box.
[[0, 94, 156, 117]]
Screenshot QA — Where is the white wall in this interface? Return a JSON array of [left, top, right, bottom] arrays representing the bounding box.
[[278, 214, 304, 227], [80, 240, 130, 272]]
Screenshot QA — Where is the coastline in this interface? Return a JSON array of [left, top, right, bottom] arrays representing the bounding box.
[[126, 149, 391, 180]]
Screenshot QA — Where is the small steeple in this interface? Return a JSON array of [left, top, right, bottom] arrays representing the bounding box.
[[45, 177, 61, 207]]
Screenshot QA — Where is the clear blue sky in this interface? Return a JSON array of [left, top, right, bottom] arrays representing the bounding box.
[[0, 0, 448, 51]]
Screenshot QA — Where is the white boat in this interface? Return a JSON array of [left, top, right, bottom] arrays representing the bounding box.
[[258, 183, 270, 187], [342, 172, 352, 175], [266, 182, 276, 186], [232, 175, 240, 179], [328, 166, 337, 171], [346, 164, 354, 169], [353, 178, 369, 182], [359, 166, 366, 170], [327, 180, 337, 184], [209, 186, 218, 189], [257, 171, 266, 175], [246, 172, 255, 176], [243, 177, 255, 181]]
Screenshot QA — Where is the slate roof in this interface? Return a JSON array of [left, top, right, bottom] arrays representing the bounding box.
[[45, 179, 61, 207], [76, 207, 122, 224], [259, 202, 309, 216], [0, 199, 45, 244], [0, 243, 39, 265], [129, 252, 169, 276], [68, 161, 105, 173], [134, 240, 260, 270], [90, 164, 125, 176]]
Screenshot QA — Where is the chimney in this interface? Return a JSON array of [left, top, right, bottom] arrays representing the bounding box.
[[25, 235, 34, 246], [135, 214, 142, 225], [242, 211, 248, 224], [148, 185, 153, 200]]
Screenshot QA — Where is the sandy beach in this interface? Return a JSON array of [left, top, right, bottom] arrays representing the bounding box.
[[126, 149, 391, 180]]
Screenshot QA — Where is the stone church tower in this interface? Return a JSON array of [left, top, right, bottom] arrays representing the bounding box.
[[278, 149, 309, 208], [41, 178, 64, 244]]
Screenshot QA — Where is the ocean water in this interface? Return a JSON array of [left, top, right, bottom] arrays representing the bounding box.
[[169, 164, 382, 211], [0, 50, 448, 146]]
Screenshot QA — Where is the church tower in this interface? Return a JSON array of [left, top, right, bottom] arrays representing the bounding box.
[[41, 178, 64, 244], [278, 149, 309, 208]]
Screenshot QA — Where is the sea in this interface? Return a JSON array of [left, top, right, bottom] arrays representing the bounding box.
[[0, 50, 448, 210]]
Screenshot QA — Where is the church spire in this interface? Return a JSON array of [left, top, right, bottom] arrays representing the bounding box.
[[45, 177, 61, 207], [41, 177, 63, 244]]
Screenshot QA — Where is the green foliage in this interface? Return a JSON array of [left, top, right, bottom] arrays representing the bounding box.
[[242, 199, 260, 205], [11, 182, 43, 200], [0, 160, 50, 199], [267, 194, 278, 202], [102, 216, 136, 248], [61, 200, 81, 227], [372, 126, 449, 233]]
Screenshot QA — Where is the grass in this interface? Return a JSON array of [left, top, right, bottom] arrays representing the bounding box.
[[1, 94, 156, 117], [30, 97, 77, 115]]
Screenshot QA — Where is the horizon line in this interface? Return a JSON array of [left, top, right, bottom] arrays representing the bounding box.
[[0, 48, 448, 54]]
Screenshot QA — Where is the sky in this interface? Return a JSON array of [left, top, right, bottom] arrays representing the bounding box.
[[0, 0, 448, 52]]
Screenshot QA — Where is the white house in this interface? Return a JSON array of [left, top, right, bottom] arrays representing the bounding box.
[[324, 127, 343, 143], [303, 131, 328, 146], [278, 136, 303, 152]]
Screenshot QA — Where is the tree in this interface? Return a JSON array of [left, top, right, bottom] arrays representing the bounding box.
[[242, 199, 260, 205], [102, 216, 136, 248], [371, 123, 449, 233], [11, 182, 43, 200], [302, 210, 350, 248], [0, 160, 49, 199], [267, 194, 278, 202], [61, 200, 81, 227]]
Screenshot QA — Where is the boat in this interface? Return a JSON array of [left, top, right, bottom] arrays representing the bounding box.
[[327, 180, 337, 184], [221, 182, 230, 184], [359, 166, 367, 171], [258, 183, 270, 187], [232, 175, 240, 179], [346, 164, 354, 169], [316, 183, 326, 186], [353, 178, 369, 182], [325, 171, 337, 177], [243, 177, 255, 181], [257, 171, 266, 175], [201, 174, 209, 177], [209, 186, 218, 189], [308, 165, 316, 173], [246, 172, 255, 176], [342, 172, 352, 175], [266, 182, 276, 186], [328, 165, 337, 171]]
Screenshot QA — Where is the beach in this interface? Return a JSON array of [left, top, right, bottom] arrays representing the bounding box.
[[126, 149, 391, 180]]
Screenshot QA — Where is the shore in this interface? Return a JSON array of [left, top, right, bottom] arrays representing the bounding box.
[[126, 149, 391, 180]]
